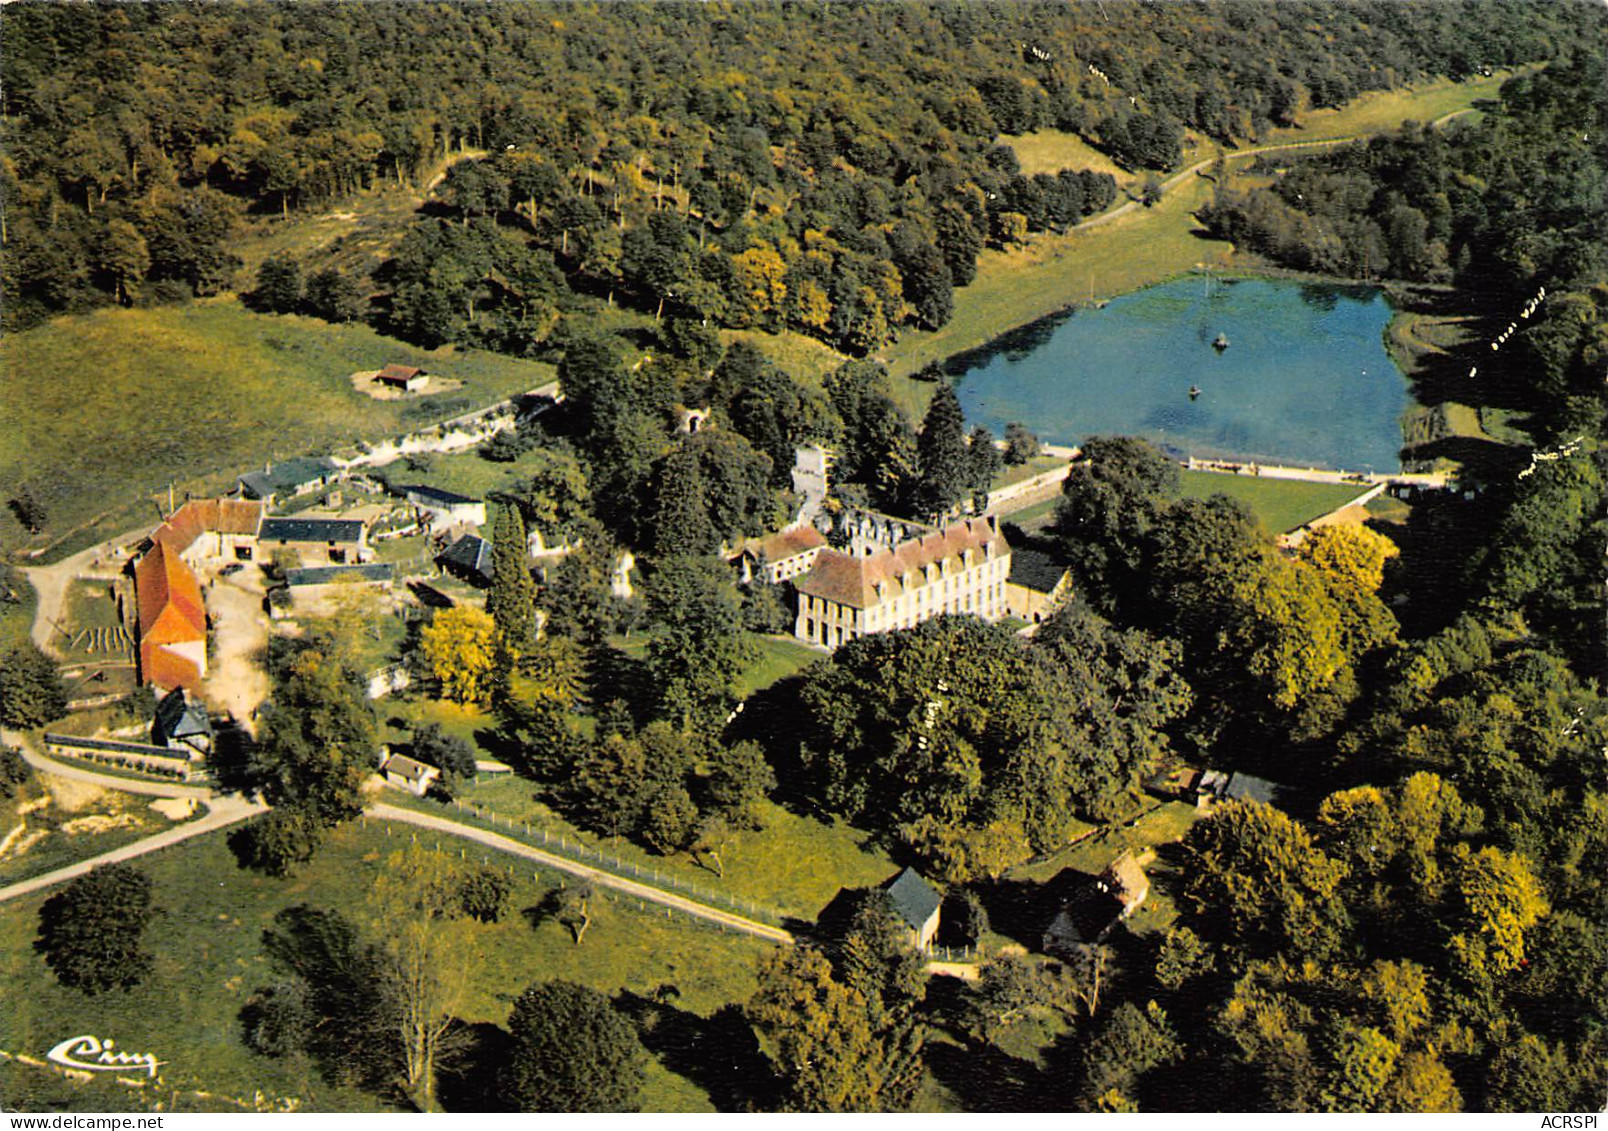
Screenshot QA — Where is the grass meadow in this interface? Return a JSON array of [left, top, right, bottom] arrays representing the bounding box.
[[0, 300, 553, 561], [0, 818, 770, 1112]]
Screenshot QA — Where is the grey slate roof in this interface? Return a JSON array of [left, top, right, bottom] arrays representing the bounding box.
[[385, 753, 439, 783], [239, 457, 338, 497], [259, 517, 366, 544], [284, 563, 394, 587], [885, 867, 941, 931], [1222, 772, 1280, 805], [437, 534, 494, 586], [1008, 546, 1071, 594], [403, 484, 482, 507], [1044, 885, 1125, 951], [154, 688, 211, 740]]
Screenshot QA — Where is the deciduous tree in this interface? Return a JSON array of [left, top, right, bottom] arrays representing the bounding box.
[[500, 980, 647, 1112], [420, 605, 498, 704], [36, 864, 155, 994], [0, 641, 67, 727]]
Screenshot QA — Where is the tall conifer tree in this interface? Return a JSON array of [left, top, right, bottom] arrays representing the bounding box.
[[914, 383, 969, 519], [487, 504, 538, 669]]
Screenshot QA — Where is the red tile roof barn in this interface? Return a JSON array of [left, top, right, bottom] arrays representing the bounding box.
[[135, 540, 207, 690], [135, 541, 206, 644], [141, 645, 203, 692], [376, 364, 425, 385], [794, 516, 1006, 609], [150, 498, 263, 554]]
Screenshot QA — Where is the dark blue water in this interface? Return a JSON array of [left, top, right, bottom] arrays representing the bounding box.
[[953, 277, 1410, 472]]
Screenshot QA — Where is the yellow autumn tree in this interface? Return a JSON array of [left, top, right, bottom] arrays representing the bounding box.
[[792, 277, 832, 332], [420, 605, 497, 703], [1448, 844, 1548, 978], [1299, 524, 1400, 593], [730, 243, 788, 326]]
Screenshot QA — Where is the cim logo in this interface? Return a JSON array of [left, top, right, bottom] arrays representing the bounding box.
[[46, 1035, 165, 1078]]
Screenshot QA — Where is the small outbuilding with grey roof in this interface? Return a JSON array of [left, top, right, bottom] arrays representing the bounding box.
[[381, 751, 441, 796], [238, 457, 341, 505], [150, 688, 212, 758], [885, 867, 942, 951], [403, 485, 486, 530], [436, 533, 495, 588]]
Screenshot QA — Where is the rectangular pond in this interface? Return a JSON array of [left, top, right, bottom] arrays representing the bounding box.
[[951, 276, 1412, 473]]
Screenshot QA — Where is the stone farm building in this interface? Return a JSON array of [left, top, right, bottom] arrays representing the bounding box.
[[144, 497, 264, 564], [257, 517, 370, 564], [376, 363, 429, 392], [436, 532, 495, 587], [403, 484, 486, 530], [134, 540, 208, 690], [282, 563, 395, 611], [1006, 546, 1074, 624], [793, 515, 1011, 649], [238, 457, 341, 505], [132, 497, 266, 690], [151, 688, 212, 756]]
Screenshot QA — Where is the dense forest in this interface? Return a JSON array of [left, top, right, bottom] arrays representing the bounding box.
[[2, 1, 1604, 1116], [1, 0, 1588, 348]]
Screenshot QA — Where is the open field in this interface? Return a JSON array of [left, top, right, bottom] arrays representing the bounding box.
[[0, 819, 769, 1112], [1000, 128, 1142, 184], [1177, 471, 1371, 535], [0, 578, 38, 652], [0, 300, 554, 561], [601, 630, 821, 701], [392, 779, 898, 927], [372, 442, 559, 504], [880, 72, 1513, 400], [378, 672, 895, 926]]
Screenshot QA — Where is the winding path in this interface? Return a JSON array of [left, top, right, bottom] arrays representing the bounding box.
[[0, 733, 265, 906], [2, 732, 792, 945], [372, 803, 794, 945]]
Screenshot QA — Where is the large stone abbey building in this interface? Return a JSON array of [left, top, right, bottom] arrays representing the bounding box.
[[791, 513, 1011, 649]]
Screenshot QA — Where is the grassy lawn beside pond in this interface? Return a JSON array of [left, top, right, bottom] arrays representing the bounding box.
[[0, 819, 769, 1112], [1003, 469, 1368, 537], [1177, 471, 1370, 535]]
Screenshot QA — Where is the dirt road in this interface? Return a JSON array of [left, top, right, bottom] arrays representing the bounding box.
[[204, 577, 271, 729], [23, 526, 148, 658], [0, 733, 264, 905], [373, 803, 794, 946]]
